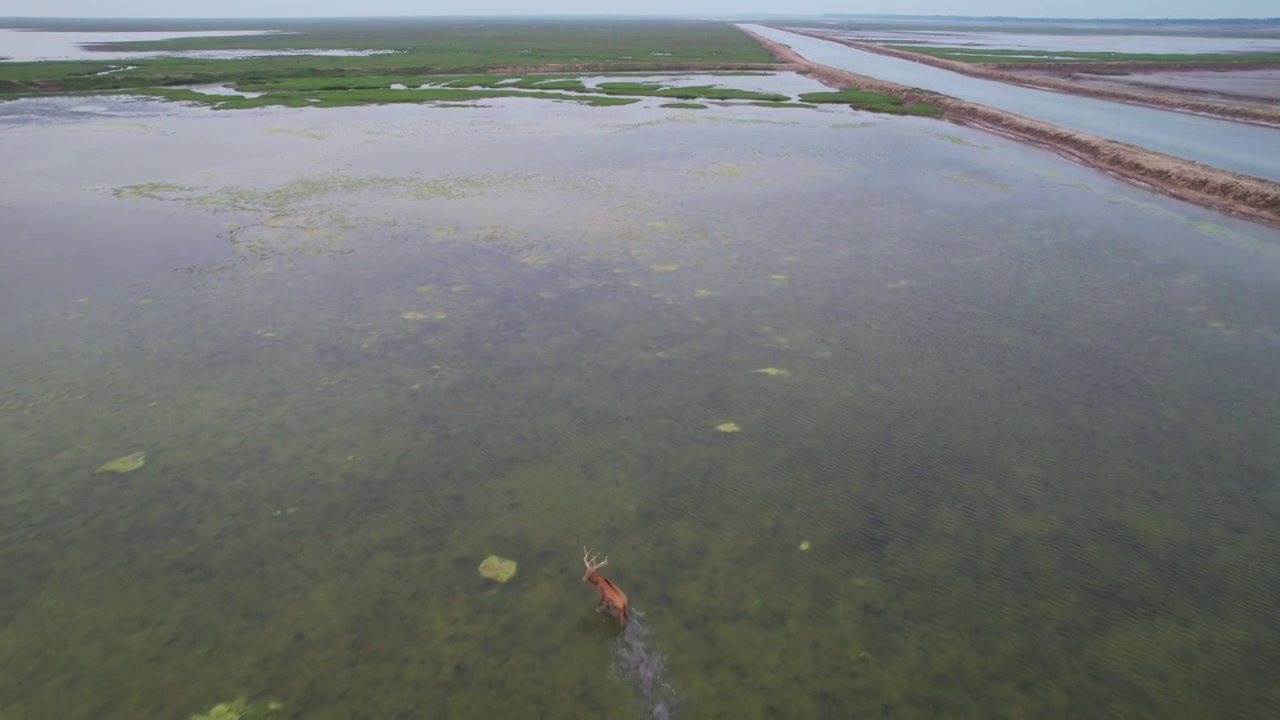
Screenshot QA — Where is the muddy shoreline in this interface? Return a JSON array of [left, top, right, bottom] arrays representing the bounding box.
[[780, 28, 1280, 129], [483, 61, 790, 74], [741, 28, 1280, 228]]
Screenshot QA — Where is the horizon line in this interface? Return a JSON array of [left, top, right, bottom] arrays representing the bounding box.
[[2, 13, 1279, 22]]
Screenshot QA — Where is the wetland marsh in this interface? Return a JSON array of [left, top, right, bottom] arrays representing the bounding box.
[[3, 93, 1280, 719]]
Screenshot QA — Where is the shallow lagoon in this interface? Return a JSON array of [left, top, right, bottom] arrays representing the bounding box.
[[0, 28, 274, 61], [2, 96, 1280, 719]]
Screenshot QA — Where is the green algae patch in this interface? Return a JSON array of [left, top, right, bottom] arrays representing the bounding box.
[[94, 452, 146, 474], [113, 171, 537, 214], [929, 132, 981, 146], [751, 101, 817, 109], [686, 161, 755, 179], [751, 368, 790, 376], [190, 696, 285, 719], [107, 170, 551, 283], [478, 555, 518, 583], [661, 102, 707, 109], [111, 181, 200, 201], [261, 126, 330, 140]]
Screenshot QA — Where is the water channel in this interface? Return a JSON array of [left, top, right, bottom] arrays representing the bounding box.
[[742, 24, 1280, 182]]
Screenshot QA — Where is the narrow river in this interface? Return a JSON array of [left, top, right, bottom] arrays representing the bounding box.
[[743, 24, 1280, 182]]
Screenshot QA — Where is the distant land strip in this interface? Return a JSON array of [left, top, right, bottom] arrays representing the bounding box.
[[776, 27, 1280, 129], [740, 27, 1280, 228]]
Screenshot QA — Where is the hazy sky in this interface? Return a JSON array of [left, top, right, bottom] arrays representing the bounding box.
[[2, 0, 1275, 19]]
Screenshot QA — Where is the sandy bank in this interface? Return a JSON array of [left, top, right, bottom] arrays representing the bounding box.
[[741, 28, 1280, 229]]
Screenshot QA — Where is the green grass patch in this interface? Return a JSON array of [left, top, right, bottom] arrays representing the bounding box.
[[72, 18, 772, 63], [513, 79, 589, 91], [750, 101, 818, 109], [656, 85, 788, 101], [0, 19, 778, 99], [798, 88, 943, 116], [593, 81, 786, 101], [442, 74, 522, 88], [595, 81, 666, 93], [139, 72, 803, 110], [233, 75, 428, 92], [886, 45, 1280, 64], [660, 102, 707, 109], [22, 68, 953, 115], [116, 86, 641, 109]]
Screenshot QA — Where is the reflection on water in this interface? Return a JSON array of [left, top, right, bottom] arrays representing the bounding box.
[[2, 98, 1280, 719]]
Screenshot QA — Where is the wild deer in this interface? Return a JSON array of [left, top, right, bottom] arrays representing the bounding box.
[[582, 547, 629, 626]]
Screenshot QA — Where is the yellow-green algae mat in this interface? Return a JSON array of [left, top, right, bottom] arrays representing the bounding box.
[[94, 451, 146, 474], [191, 696, 284, 720], [478, 554, 518, 583]]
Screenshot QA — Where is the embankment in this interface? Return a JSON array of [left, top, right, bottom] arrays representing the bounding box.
[[741, 27, 1280, 228], [775, 27, 1280, 129]]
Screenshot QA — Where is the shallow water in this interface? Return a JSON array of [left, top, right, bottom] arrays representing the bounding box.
[[2, 96, 1280, 719], [0, 28, 402, 63], [0, 28, 277, 61], [1080, 69, 1280, 102], [749, 25, 1280, 182], [571, 71, 831, 95]]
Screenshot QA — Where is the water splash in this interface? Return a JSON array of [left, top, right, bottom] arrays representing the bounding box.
[[610, 609, 679, 719]]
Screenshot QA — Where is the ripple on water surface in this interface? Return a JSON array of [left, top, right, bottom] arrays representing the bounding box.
[[1, 99, 1279, 719]]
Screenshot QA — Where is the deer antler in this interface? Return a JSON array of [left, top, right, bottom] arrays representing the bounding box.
[[582, 546, 608, 580]]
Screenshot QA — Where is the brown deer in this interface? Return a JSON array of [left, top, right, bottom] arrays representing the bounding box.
[[582, 547, 629, 626]]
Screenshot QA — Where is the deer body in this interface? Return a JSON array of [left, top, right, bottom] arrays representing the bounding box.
[[583, 547, 628, 626]]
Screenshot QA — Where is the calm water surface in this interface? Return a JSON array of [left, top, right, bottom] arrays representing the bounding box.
[[0, 29, 273, 61], [2, 96, 1280, 719], [0, 28, 395, 62]]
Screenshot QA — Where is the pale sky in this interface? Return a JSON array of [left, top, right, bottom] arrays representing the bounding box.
[[1, 1, 1276, 20]]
